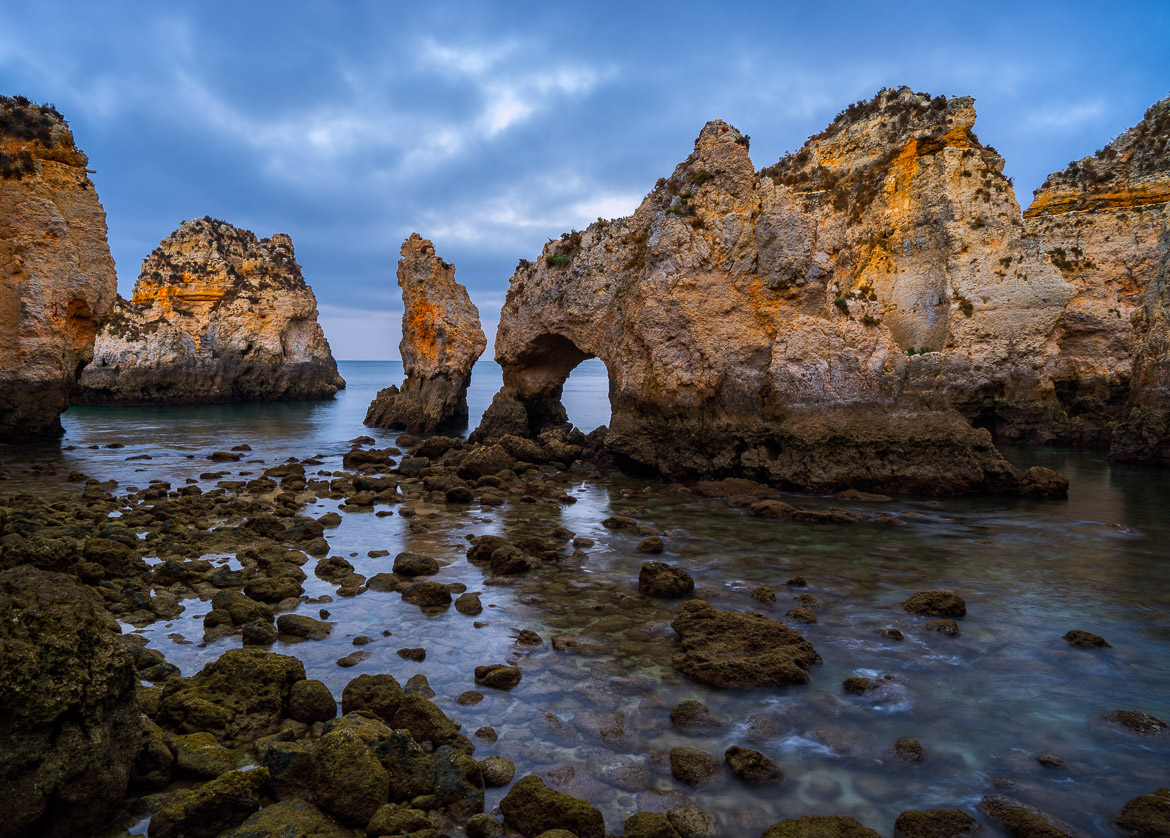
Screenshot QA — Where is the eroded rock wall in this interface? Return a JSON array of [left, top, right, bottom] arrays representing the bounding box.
[[365, 234, 486, 433], [74, 217, 344, 405], [0, 96, 117, 440], [481, 89, 1071, 495]]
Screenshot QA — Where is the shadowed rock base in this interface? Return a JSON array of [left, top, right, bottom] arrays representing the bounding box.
[[365, 375, 472, 434]]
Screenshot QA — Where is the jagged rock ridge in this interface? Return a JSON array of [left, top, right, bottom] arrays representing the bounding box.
[[0, 95, 118, 440], [477, 87, 1074, 495], [74, 217, 344, 405], [365, 233, 486, 433]]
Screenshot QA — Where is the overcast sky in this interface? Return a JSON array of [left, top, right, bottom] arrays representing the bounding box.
[[2, 1, 1167, 359]]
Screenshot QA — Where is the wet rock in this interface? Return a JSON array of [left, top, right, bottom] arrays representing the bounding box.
[[132, 717, 175, 790], [1064, 630, 1110, 648], [310, 726, 389, 826], [367, 572, 401, 592], [894, 738, 925, 763], [786, 576, 808, 587], [148, 767, 268, 838], [465, 813, 505, 838], [669, 746, 721, 786], [219, 799, 349, 838], [0, 568, 140, 838], [1036, 752, 1065, 769], [499, 775, 605, 838], [242, 619, 278, 645], [490, 544, 542, 575], [638, 561, 695, 598], [670, 600, 821, 688], [750, 586, 777, 605], [838, 489, 893, 502], [903, 591, 966, 619], [171, 731, 235, 778], [637, 536, 666, 554], [786, 605, 818, 623], [277, 614, 334, 640], [877, 628, 905, 641], [1104, 710, 1168, 735], [1115, 787, 1170, 837], [212, 590, 273, 626], [979, 794, 1087, 837], [288, 679, 336, 724], [366, 805, 433, 836], [480, 755, 516, 787], [402, 580, 454, 607], [761, 815, 881, 838], [624, 812, 684, 838], [475, 664, 522, 690], [405, 673, 436, 698], [245, 575, 304, 603], [336, 650, 370, 668], [667, 807, 717, 838], [433, 743, 485, 819], [517, 629, 543, 645], [925, 619, 960, 636], [394, 551, 440, 577], [158, 648, 305, 742], [398, 647, 427, 661], [892, 809, 980, 838], [391, 693, 470, 753], [457, 690, 484, 706], [341, 673, 404, 721], [670, 699, 723, 730], [724, 745, 782, 784]]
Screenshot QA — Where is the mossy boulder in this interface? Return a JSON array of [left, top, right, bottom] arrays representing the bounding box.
[[310, 726, 389, 826], [366, 804, 434, 836], [148, 767, 268, 838], [392, 692, 471, 752], [132, 716, 175, 790], [670, 600, 821, 688], [219, 798, 351, 837], [1115, 787, 1170, 837], [761, 815, 881, 838], [669, 746, 721, 786], [892, 808, 980, 838], [902, 591, 966, 619], [638, 561, 694, 598], [342, 673, 404, 721], [171, 730, 235, 778], [499, 775, 605, 838], [158, 648, 306, 742], [432, 744, 485, 818], [0, 566, 141, 838], [289, 679, 337, 723], [625, 811, 683, 837], [979, 794, 1085, 838]]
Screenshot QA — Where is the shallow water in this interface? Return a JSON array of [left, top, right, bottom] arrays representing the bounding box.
[[3, 359, 1170, 836]]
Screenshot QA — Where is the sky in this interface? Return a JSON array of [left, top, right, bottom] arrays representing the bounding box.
[[1, 1, 1168, 359]]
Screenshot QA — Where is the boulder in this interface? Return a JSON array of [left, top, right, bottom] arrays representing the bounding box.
[[638, 561, 695, 598], [761, 815, 881, 838], [902, 591, 966, 619], [310, 727, 389, 827], [219, 799, 351, 838], [979, 794, 1087, 838], [342, 674, 404, 722], [892, 809, 979, 838], [0, 566, 140, 838], [1115, 787, 1170, 837], [670, 600, 821, 688], [724, 745, 782, 784], [669, 747, 721, 786], [288, 679, 337, 724], [499, 775, 605, 838], [148, 767, 268, 838]]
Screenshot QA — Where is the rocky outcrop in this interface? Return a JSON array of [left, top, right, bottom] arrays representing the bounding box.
[[74, 217, 343, 405], [0, 566, 141, 838], [479, 88, 1073, 495], [365, 234, 486, 433], [1002, 95, 1170, 456], [0, 96, 117, 441]]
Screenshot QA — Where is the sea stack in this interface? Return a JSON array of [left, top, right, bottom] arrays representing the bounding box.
[[0, 95, 117, 441], [365, 233, 486, 433], [1022, 95, 1170, 462], [74, 217, 344, 405], [478, 88, 1074, 496]]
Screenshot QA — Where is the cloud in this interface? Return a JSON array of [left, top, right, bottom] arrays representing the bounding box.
[[1023, 100, 1107, 132]]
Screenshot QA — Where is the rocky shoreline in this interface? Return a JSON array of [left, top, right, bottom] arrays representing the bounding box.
[[2, 430, 1167, 837]]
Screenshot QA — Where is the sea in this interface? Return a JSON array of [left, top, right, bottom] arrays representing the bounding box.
[[3, 359, 1170, 835]]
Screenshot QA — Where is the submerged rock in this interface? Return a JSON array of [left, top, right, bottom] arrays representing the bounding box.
[[365, 233, 486, 433], [669, 746, 721, 786], [0, 566, 140, 838], [670, 600, 821, 688], [75, 217, 344, 405], [0, 96, 118, 440]]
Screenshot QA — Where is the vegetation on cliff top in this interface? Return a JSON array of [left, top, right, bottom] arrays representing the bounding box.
[[0, 94, 69, 180]]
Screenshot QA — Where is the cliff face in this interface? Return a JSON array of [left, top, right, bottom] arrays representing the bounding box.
[[0, 96, 117, 440], [365, 234, 486, 433], [1022, 96, 1170, 458], [480, 89, 1070, 495], [74, 217, 344, 405]]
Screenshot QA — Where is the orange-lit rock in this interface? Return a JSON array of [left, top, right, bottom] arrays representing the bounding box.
[[479, 88, 1072, 495], [365, 234, 486, 433], [0, 96, 117, 440], [75, 217, 343, 405]]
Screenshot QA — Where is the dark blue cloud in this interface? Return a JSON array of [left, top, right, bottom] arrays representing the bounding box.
[[2, 0, 1167, 358]]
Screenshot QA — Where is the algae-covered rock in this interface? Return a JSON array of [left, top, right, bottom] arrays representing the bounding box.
[[432, 744, 485, 819], [902, 591, 966, 619], [724, 745, 782, 784], [499, 775, 605, 838], [365, 804, 434, 836], [391, 692, 471, 752], [978, 794, 1087, 838], [171, 730, 235, 778], [625, 811, 683, 838], [761, 814, 881, 838], [132, 716, 176, 790], [479, 755, 516, 787], [667, 807, 717, 838], [148, 767, 268, 838], [158, 648, 305, 742], [289, 679, 337, 723], [670, 600, 821, 688], [892, 808, 980, 838], [0, 566, 141, 838], [342, 673, 404, 721], [219, 798, 353, 838], [370, 728, 436, 802], [310, 726, 389, 827], [475, 663, 523, 690], [669, 746, 721, 786], [638, 561, 695, 598], [1115, 787, 1170, 837]]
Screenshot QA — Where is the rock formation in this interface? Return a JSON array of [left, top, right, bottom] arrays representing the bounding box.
[[0, 95, 118, 441], [0, 565, 141, 838], [74, 217, 343, 405], [1020, 96, 1170, 461], [477, 88, 1073, 495], [365, 233, 486, 433]]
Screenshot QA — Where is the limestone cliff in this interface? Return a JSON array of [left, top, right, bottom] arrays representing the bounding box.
[[0, 96, 117, 441], [74, 217, 344, 405], [365, 233, 486, 433], [479, 89, 1069, 495], [1022, 96, 1170, 459]]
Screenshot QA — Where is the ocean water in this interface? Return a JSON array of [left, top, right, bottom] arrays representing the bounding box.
[[3, 359, 1170, 835]]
